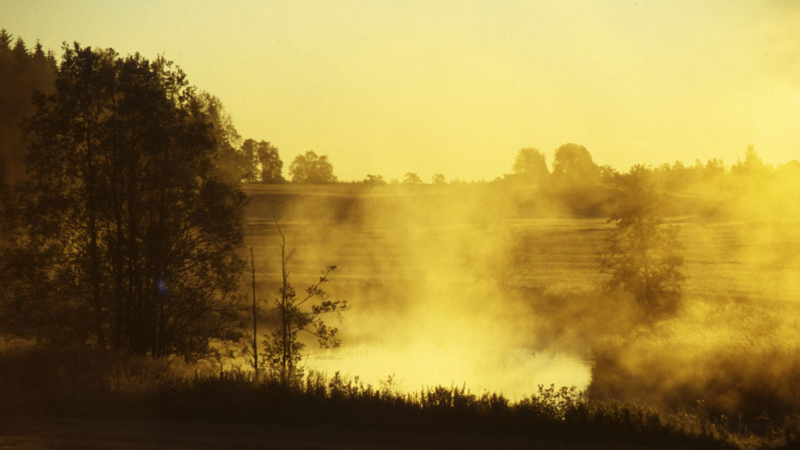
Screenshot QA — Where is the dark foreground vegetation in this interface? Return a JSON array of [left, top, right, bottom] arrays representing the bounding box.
[[4, 341, 800, 450], [0, 343, 742, 450]]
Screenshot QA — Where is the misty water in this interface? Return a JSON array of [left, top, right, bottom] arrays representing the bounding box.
[[243, 185, 800, 399], [245, 215, 599, 397]]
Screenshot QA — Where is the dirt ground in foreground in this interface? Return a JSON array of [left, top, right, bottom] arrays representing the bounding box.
[[0, 416, 679, 450]]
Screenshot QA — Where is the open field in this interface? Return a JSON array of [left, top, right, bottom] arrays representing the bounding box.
[[242, 184, 800, 301], [246, 185, 800, 300], [239, 184, 800, 397], [247, 216, 800, 303]]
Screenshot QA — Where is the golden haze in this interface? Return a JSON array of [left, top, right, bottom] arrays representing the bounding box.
[[2, 0, 798, 181]]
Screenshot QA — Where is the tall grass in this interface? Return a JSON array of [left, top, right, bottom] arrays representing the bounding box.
[[0, 344, 744, 448]]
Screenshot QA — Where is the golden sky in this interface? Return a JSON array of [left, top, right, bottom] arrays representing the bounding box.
[[4, 0, 799, 181]]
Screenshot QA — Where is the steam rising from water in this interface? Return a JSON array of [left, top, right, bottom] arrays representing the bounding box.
[[244, 180, 800, 411], [245, 185, 594, 398]]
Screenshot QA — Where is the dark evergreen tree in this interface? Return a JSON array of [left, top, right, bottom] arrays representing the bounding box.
[[0, 29, 12, 50], [0, 30, 56, 186]]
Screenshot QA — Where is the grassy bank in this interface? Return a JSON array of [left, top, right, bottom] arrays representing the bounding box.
[[0, 343, 755, 449]]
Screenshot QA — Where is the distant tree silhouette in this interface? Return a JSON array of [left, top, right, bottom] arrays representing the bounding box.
[[288, 150, 337, 183], [552, 143, 600, 184], [255, 141, 284, 183], [195, 104, 284, 185], [403, 172, 423, 185], [600, 165, 685, 313], [732, 144, 771, 179], [363, 174, 387, 186], [551, 143, 606, 215], [1, 44, 246, 358], [652, 161, 690, 191], [240, 139, 283, 183], [263, 223, 347, 385], [239, 138, 259, 183], [512, 148, 549, 184], [649, 158, 729, 192], [431, 173, 446, 185]]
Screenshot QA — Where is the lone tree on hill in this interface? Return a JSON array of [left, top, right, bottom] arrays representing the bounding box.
[[1, 44, 246, 358], [600, 165, 685, 313], [288, 150, 336, 183]]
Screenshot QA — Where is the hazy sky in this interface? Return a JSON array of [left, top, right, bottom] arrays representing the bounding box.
[[4, 0, 799, 181]]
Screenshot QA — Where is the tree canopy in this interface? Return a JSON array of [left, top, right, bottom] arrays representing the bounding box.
[[512, 147, 549, 184], [242, 139, 284, 183], [600, 165, 685, 313], [1, 43, 246, 359], [195, 93, 253, 184], [363, 174, 387, 185], [552, 143, 600, 183], [288, 150, 336, 183], [403, 172, 423, 185]]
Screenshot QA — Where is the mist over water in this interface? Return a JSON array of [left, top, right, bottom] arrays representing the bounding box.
[[244, 185, 595, 398], [243, 178, 800, 414]]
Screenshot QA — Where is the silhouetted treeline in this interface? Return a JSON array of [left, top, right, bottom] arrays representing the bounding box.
[[495, 143, 800, 218], [0, 30, 290, 188], [494, 143, 611, 216], [198, 93, 287, 185], [0, 29, 56, 186]]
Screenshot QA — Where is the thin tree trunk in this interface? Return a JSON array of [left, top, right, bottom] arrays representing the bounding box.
[[276, 221, 290, 384], [251, 247, 258, 381]]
